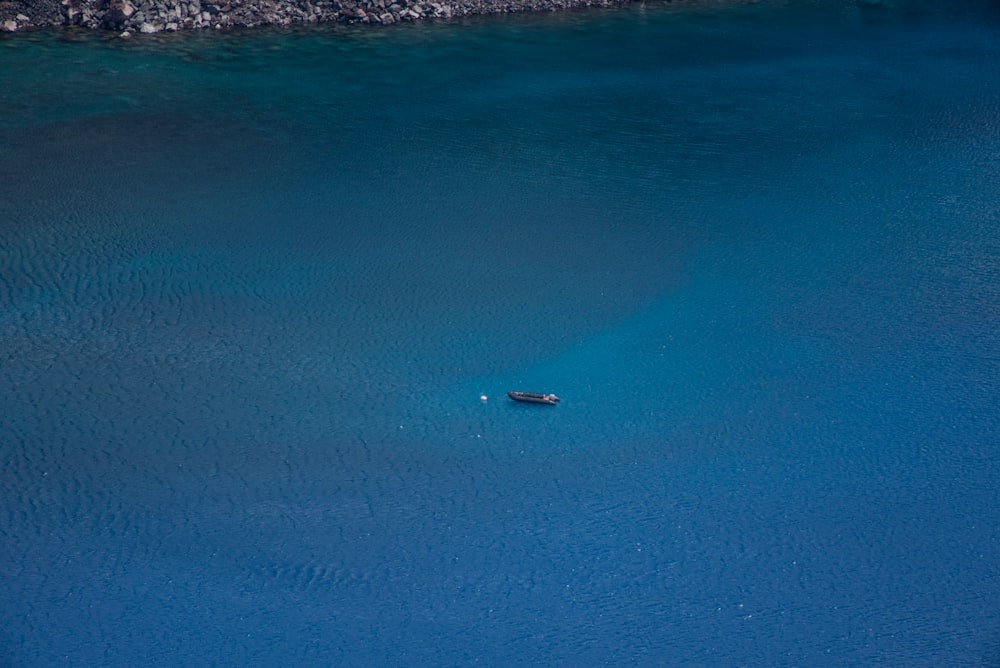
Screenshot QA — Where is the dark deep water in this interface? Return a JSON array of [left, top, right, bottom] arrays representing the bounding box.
[[2, 1, 999, 664]]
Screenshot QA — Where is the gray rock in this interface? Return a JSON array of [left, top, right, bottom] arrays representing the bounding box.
[[0, 0, 638, 31]]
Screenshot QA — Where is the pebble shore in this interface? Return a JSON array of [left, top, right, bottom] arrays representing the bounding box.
[[1, 0, 645, 33]]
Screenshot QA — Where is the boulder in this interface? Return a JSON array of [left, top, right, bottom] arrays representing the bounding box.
[[101, 0, 135, 29], [1, 19, 17, 30]]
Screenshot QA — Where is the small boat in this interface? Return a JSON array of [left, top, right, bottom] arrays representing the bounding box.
[[507, 391, 560, 405]]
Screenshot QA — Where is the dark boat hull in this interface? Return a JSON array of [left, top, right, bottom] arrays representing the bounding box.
[[507, 391, 560, 405]]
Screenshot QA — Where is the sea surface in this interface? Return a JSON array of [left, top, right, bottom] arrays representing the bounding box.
[[2, 1, 999, 665]]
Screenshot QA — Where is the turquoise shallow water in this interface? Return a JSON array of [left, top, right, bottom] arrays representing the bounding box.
[[2, 2, 1000, 664]]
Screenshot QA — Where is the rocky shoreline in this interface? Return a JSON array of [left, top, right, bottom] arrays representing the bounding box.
[[1, 0, 646, 34]]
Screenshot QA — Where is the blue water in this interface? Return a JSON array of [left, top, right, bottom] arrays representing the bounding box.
[[2, 2, 1000, 664]]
